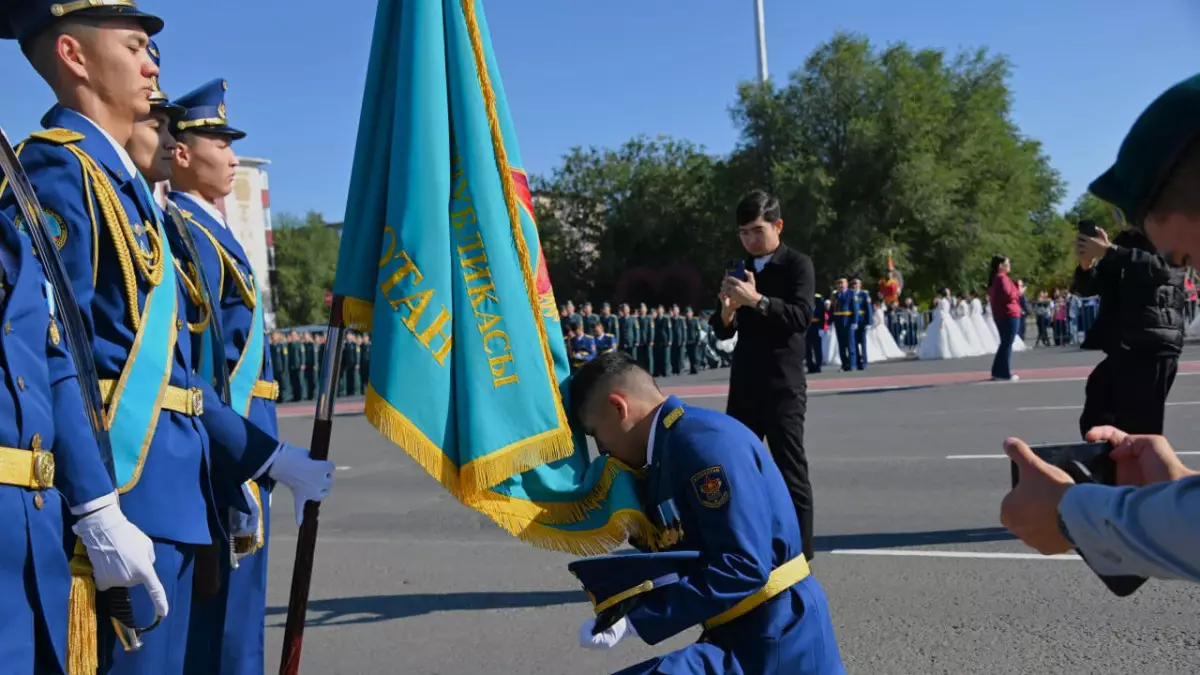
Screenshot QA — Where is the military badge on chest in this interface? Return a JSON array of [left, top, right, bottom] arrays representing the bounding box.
[[691, 465, 730, 509], [651, 498, 685, 549]]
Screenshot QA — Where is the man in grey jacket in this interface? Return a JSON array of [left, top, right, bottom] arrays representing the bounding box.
[[1000, 73, 1200, 582]]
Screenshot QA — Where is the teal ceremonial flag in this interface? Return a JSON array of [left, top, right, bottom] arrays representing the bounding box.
[[332, 0, 653, 553]]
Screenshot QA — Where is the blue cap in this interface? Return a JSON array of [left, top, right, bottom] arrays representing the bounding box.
[[146, 41, 184, 121], [0, 0, 163, 42], [174, 78, 246, 140], [567, 550, 700, 626]]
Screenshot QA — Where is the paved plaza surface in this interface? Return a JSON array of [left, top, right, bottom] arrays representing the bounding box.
[[264, 346, 1200, 674]]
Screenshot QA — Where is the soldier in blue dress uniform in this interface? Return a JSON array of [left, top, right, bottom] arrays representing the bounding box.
[[830, 279, 856, 371], [0, 5, 335, 673], [155, 76, 280, 675], [0, 202, 166, 674], [851, 276, 871, 371], [569, 322, 597, 371], [567, 353, 845, 674], [594, 320, 617, 356]]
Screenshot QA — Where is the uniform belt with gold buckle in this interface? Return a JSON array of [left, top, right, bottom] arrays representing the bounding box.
[[0, 436, 55, 490], [98, 380, 205, 417]]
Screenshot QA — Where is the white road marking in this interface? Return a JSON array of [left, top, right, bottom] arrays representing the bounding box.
[[946, 451, 1200, 460], [1019, 400, 1200, 412], [337, 466, 352, 471], [830, 549, 1082, 561]]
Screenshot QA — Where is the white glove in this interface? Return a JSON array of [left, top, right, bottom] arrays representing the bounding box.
[[72, 503, 169, 619], [267, 443, 335, 526], [578, 616, 635, 650]]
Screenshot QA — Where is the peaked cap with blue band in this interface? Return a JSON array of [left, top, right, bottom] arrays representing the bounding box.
[[147, 40, 185, 121], [568, 550, 701, 630], [0, 0, 163, 42], [1089, 74, 1200, 229], [174, 78, 246, 140]]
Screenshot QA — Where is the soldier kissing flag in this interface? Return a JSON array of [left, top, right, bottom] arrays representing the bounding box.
[[332, 0, 650, 553]]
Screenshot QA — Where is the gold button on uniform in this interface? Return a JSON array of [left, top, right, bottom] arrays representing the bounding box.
[[33, 493, 44, 509], [17, 376, 25, 391], [3, 321, 11, 334], [176, 319, 184, 331], [31, 433, 41, 449]]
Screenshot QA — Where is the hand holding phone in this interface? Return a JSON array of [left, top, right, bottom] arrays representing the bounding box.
[[1006, 440, 1147, 597], [1076, 219, 1099, 238], [727, 260, 746, 281], [1009, 442, 1115, 489]]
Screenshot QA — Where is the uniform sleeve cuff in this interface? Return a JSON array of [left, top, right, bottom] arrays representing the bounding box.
[[252, 443, 286, 481], [69, 491, 118, 517]]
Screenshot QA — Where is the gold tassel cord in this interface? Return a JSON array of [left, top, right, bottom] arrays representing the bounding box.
[[62, 145, 163, 332], [174, 260, 212, 334], [67, 540, 98, 675]]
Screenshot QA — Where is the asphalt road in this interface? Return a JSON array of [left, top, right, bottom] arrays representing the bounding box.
[[262, 346, 1200, 674]]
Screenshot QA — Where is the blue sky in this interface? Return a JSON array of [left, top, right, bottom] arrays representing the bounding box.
[[1, 0, 1197, 222]]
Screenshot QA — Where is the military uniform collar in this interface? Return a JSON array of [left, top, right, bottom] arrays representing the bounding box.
[[43, 106, 137, 182], [172, 191, 227, 230]]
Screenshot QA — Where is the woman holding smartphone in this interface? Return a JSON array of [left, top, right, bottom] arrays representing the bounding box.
[[988, 255, 1022, 381]]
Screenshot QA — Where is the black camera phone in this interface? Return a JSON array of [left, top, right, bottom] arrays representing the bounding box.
[[1009, 442, 1114, 489], [1010, 441, 1147, 597], [1076, 219, 1099, 238], [727, 260, 746, 281]]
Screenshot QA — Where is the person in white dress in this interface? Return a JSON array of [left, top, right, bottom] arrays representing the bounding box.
[[871, 305, 907, 360], [953, 293, 988, 356], [968, 292, 999, 353], [919, 295, 970, 360]]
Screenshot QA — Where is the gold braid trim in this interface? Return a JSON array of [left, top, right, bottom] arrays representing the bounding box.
[[187, 214, 255, 310], [173, 259, 211, 333], [62, 146, 164, 331]]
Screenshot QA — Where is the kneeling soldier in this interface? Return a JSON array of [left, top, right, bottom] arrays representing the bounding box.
[[566, 352, 845, 674]]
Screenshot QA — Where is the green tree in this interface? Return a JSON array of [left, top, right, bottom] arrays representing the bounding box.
[[729, 33, 1066, 296], [533, 32, 1070, 305], [272, 211, 340, 326], [532, 137, 732, 304]]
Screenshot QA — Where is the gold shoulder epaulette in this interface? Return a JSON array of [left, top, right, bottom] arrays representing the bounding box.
[[29, 128, 85, 145], [663, 406, 685, 429]]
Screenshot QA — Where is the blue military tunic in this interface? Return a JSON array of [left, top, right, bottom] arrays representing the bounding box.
[[622, 397, 844, 674], [571, 334, 597, 368], [0, 211, 117, 674], [171, 190, 276, 675], [0, 106, 283, 674]]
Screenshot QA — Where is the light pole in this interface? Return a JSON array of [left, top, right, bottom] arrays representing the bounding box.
[[754, 0, 768, 83]]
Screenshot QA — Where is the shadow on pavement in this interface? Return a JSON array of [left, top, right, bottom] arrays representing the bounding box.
[[814, 527, 1015, 551], [266, 590, 587, 627]]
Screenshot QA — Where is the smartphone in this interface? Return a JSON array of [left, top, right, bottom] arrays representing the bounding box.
[[1076, 219, 1099, 238], [1010, 441, 1147, 597], [727, 260, 746, 281], [1009, 441, 1114, 489]]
